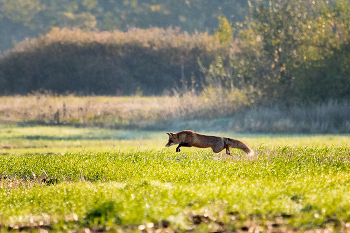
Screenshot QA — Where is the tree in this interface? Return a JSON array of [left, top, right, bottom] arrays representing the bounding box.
[[0, 0, 42, 29], [294, 0, 350, 102], [232, 0, 350, 104], [200, 16, 235, 89]]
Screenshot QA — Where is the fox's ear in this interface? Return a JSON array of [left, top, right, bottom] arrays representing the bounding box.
[[166, 132, 173, 136]]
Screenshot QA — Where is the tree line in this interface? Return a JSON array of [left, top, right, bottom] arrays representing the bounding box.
[[1, 0, 350, 105], [0, 0, 248, 52]]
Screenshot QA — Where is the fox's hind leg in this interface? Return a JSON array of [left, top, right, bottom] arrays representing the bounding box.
[[212, 147, 223, 153], [225, 145, 232, 155], [211, 143, 225, 153], [211, 139, 225, 153]]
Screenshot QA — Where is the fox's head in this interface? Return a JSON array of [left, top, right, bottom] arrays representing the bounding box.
[[165, 132, 180, 147]]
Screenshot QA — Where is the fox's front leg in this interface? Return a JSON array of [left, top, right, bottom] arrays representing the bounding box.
[[176, 142, 190, 152]]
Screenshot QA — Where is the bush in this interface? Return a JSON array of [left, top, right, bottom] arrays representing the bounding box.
[[0, 28, 221, 95]]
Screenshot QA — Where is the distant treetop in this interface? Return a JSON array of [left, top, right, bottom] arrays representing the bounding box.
[[0, 0, 248, 51]]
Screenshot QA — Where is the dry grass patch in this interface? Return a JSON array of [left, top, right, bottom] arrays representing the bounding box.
[[0, 88, 253, 127]]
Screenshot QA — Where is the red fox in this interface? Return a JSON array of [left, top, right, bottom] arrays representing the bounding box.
[[165, 130, 254, 156]]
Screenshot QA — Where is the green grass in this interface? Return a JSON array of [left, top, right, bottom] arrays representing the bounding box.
[[0, 125, 350, 232]]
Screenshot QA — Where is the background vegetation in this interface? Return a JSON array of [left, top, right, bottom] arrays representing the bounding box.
[[232, 0, 350, 103], [1, 94, 350, 133], [0, 28, 219, 95], [0, 0, 248, 51], [1, 0, 350, 132], [1, 0, 350, 101]]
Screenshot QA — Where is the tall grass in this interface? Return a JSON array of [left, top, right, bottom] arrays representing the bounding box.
[[1, 146, 349, 183], [227, 100, 350, 133], [0, 88, 253, 127], [1, 93, 350, 133]]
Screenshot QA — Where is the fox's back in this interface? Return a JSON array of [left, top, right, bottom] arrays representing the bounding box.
[[179, 130, 224, 148]]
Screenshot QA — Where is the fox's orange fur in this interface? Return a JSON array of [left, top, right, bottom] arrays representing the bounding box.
[[165, 130, 254, 156]]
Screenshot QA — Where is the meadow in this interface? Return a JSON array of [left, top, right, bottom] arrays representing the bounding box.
[[0, 125, 350, 232]]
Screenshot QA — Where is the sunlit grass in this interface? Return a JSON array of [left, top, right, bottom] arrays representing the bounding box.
[[0, 125, 350, 231]]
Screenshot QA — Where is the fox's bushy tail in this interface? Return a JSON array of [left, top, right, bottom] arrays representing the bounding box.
[[224, 138, 254, 156]]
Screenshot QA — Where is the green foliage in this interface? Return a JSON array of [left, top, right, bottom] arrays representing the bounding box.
[[295, 43, 350, 102], [215, 16, 235, 45], [292, 0, 350, 102], [229, 0, 350, 104], [0, 0, 98, 31], [0, 0, 42, 29], [85, 201, 122, 227], [201, 16, 236, 89]]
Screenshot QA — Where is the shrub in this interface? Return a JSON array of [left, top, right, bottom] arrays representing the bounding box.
[[0, 27, 221, 95]]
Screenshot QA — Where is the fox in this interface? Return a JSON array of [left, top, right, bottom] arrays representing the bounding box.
[[165, 130, 254, 156]]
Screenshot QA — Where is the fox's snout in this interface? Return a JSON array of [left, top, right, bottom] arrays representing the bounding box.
[[165, 142, 176, 147]]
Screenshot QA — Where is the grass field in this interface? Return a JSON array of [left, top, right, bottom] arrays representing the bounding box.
[[1, 125, 350, 232]]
